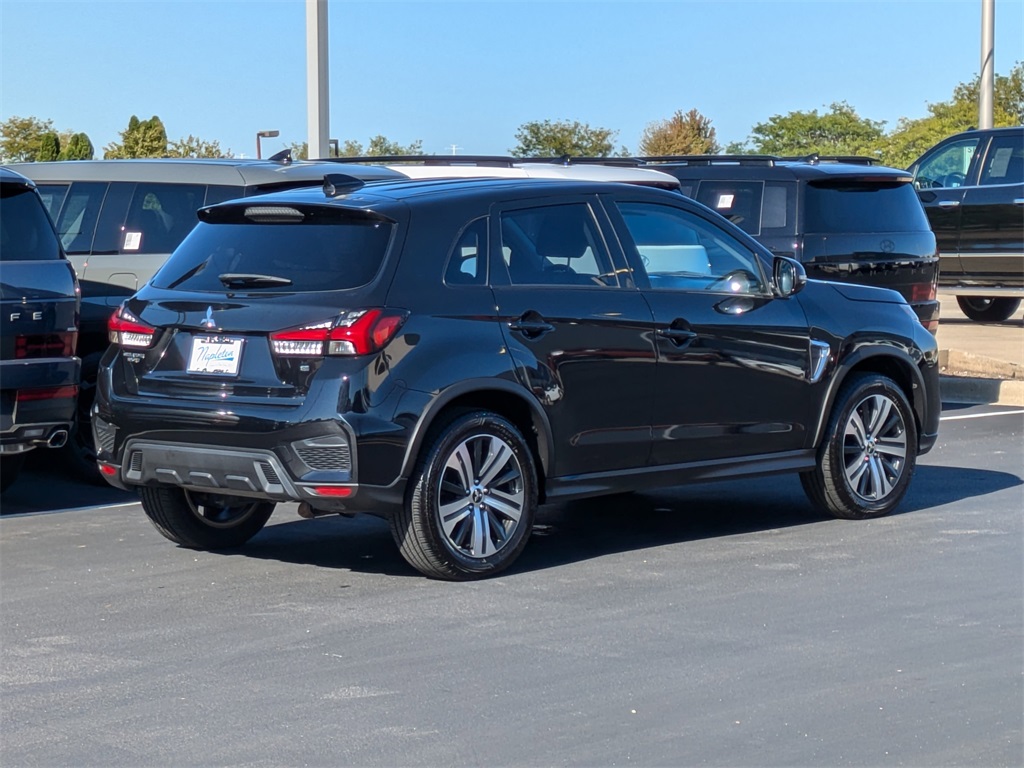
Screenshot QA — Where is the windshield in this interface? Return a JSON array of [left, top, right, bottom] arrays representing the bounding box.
[[151, 218, 395, 293]]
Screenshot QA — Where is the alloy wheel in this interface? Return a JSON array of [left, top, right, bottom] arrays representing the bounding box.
[[842, 393, 908, 502]]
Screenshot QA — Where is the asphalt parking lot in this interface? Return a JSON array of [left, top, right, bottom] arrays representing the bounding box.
[[1, 399, 1021, 766], [2, 296, 1022, 766]]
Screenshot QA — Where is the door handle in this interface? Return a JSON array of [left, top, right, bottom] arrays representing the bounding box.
[[937, 200, 961, 210], [657, 327, 697, 346], [508, 317, 554, 339]]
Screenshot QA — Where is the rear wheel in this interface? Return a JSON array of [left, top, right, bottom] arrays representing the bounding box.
[[391, 411, 537, 580], [956, 296, 1021, 323], [139, 487, 275, 549], [801, 373, 917, 520]]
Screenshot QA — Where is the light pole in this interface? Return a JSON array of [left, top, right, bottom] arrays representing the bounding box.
[[256, 130, 280, 159], [979, 0, 994, 129]]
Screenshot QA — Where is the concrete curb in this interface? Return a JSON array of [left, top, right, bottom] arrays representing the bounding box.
[[938, 349, 1024, 406], [939, 375, 1024, 406]]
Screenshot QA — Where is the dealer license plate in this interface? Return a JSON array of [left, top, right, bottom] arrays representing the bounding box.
[[187, 336, 244, 376]]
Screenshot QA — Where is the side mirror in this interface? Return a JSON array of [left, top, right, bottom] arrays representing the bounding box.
[[773, 256, 806, 297]]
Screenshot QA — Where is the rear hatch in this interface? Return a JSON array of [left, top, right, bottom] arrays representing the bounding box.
[[799, 177, 939, 322], [110, 200, 405, 404]]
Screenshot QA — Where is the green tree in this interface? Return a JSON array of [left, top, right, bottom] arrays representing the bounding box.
[[58, 133, 94, 160], [881, 61, 1023, 168], [0, 115, 55, 161], [37, 132, 61, 161], [743, 102, 885, 158], [510, 119, 622, 157], [166, 135, 232, 158], [639, 108, 720, 156], [104, 115, 168, 158]]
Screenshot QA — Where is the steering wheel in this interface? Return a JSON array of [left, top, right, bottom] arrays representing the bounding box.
[[944, 172, 966, 188]]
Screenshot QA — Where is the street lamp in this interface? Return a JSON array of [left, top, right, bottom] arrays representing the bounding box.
[[256, 130, 280, 159]]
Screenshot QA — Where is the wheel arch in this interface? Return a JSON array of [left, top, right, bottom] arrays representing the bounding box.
[[812, 347, 928, 450], [399, 379, 553, 498]]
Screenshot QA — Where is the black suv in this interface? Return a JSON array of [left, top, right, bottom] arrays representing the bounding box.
[[95, 176, 940, 580], [909, 126, 1024, 322], [599, 156, 941, 333], [0, 168, 80, 492]]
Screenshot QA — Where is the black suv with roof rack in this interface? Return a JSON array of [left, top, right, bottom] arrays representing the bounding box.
[[908, 126, 1023, 322], [0, 168, 80, 493], [95, 174, 939, 580], [544, 154, 941, 333]]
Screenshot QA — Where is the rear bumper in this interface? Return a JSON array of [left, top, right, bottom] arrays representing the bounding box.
[[98, 437, 405, 514]]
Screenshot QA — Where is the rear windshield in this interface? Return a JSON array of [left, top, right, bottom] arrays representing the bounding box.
[[151, 218, 395, 292], [0, 185, 62, 261], [804, 181, 929, 234]]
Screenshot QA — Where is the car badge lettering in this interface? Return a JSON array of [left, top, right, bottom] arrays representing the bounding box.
[[201, 306, 216, 329]]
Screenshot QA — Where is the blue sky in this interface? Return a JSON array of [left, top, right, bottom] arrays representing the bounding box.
[[2, 0, 1022, 159]]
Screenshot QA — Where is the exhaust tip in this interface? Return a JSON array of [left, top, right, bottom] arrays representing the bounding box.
[[47, 430, 69, 449]]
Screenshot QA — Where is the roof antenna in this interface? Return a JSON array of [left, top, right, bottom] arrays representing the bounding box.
[[268, 149, 293, 165]]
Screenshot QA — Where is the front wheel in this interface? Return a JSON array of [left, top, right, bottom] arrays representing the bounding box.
[[801, 373, 917, 520], [391, 411, 538, 580], [139, 487, 275, 549], [956, 296, 1021, 323]]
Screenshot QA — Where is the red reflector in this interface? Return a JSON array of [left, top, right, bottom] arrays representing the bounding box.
[[16, 385, 78, 402], [311, 486, 354, 497], [99, 463, 118, 477]]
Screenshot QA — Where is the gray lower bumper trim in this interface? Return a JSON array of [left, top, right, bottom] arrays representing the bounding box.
[[121, 440, 299, 501]]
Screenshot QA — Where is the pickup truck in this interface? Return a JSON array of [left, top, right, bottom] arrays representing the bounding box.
[[910, 126, 1024, 322]]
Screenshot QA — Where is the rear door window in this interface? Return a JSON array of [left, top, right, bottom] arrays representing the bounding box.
[[34, 184, 69, 221], [979, 134, 1024, 186], [122, 183, 206, 254], [498, 203, 617, 287], [804, 181, 930, 234], [695, 180, 763, 235], [152, 209, 395, 293]]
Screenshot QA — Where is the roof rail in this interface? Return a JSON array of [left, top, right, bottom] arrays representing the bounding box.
[[316, 155, 521, 167], [780, 153, 880, 166], [515, 155, 647, 167], [637, 154, 778, 167]]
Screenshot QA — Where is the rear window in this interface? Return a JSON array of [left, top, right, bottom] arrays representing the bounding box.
[[804, 181, 929, 234], [152, 216, 395, 293], [0, 185, 62, 261]]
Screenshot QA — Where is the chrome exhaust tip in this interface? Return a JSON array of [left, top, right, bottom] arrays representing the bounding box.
[[47, 430, 69, 449]]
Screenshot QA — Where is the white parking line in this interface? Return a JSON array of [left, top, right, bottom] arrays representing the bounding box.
[[941, 409, 1024, 422]]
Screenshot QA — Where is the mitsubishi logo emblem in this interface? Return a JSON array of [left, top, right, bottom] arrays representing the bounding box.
[[201, 306, 216, 329]]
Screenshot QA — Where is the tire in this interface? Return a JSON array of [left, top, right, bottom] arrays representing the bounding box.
[[139, 486, 275, 549], [956, 296, 1021, 323], [60, 353, 105, 485], [801, 373, 917, 520], [391, 411, 538, 580], [0, 454, 26, 495]]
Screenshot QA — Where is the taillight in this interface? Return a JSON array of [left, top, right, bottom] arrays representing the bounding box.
[[108, 305, 156, 349], [14, 331, 77, 359], [910, 282, 937, 303], [270, 309, 407, 357]]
